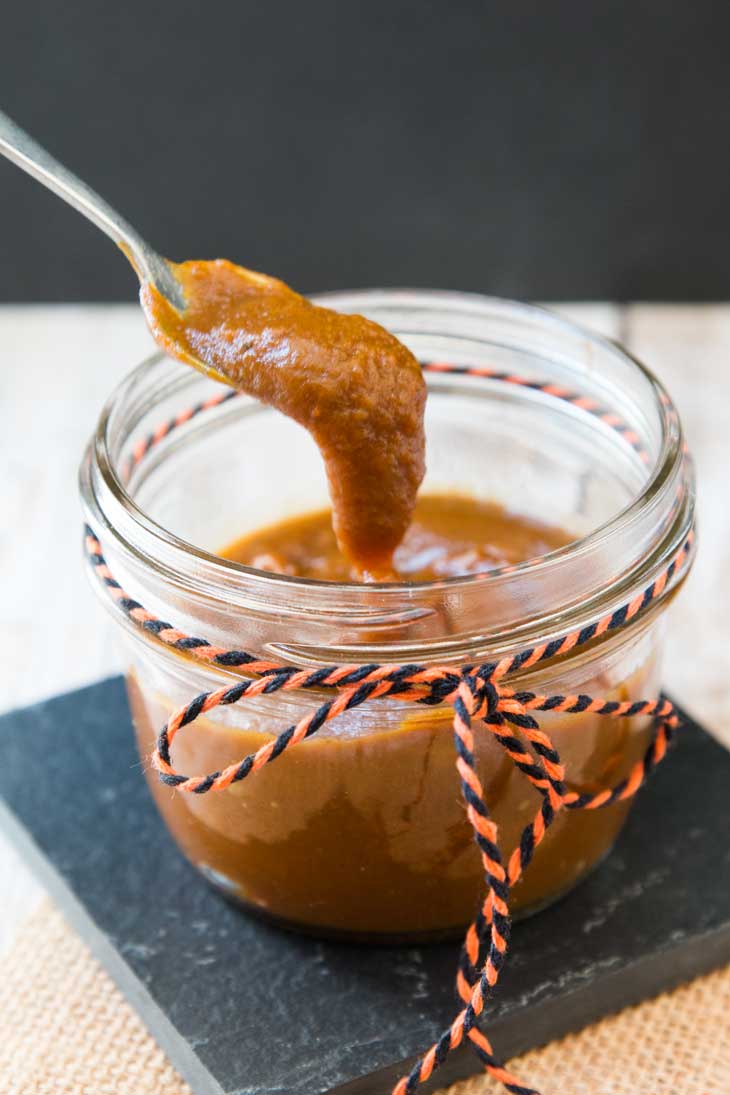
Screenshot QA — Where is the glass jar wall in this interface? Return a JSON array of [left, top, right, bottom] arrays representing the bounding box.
[[80, 292, 694, 941]]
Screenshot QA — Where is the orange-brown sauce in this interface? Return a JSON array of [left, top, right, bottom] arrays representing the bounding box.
[[222, 494, 570, 582], [142, 260, 426, 577], [130, 667, 653, 938], [127, 498, 655, 938]]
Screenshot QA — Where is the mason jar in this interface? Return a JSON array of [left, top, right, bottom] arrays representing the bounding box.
[[79, 291, 695, 942]]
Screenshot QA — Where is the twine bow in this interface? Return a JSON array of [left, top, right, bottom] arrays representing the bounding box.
[[85, 358, 693, 1094]]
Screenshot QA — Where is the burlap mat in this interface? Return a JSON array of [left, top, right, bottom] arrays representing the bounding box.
[[2, 901, 729, 1095]]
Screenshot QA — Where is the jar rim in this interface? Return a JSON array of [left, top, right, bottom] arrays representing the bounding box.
[[80, 290, 695, 661]]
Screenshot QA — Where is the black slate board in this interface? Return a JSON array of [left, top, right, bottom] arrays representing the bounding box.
[[1, 678, 729, 1095]]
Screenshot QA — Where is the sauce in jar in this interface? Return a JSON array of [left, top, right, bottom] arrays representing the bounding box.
[[222, 493, 569, 582], [128, 494, 657, 939]]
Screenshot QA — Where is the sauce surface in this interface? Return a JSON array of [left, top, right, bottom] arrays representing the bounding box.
[[142, 260, 426, 577], [221, 493, 571, 582]]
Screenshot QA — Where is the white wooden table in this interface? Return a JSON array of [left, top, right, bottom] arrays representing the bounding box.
[[1, 303, 727, 955]]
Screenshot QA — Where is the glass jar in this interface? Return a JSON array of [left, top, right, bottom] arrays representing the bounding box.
[[79, 291, 695, 942]]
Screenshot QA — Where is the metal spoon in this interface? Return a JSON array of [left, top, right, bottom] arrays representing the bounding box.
[[0, 109, 186, 310]]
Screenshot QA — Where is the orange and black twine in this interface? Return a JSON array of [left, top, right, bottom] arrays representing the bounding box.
[[86, 362, 694, 1095]]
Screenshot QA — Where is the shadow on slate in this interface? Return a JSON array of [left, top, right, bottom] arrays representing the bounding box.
[[1, 676, 729, 1095]]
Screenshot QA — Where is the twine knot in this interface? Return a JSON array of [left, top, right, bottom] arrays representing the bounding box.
[[461, 666, 501, 718]]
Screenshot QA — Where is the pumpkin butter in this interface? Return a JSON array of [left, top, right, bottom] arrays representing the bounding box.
[[142, 260, 426, 578], [223, 494, 569, 582], [129, 494, 656, 939], [129, 268, 662, 938]]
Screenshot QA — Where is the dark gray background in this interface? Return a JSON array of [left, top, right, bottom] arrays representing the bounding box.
[[2, 1, 728, 302]]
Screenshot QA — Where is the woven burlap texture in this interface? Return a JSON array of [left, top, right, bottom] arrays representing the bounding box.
[[2, 900, 729, 1095]]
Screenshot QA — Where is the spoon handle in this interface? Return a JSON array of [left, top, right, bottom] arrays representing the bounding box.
[[0, 109, 183, 307]]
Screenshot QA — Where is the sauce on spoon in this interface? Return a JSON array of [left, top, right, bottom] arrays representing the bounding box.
[[142, 260, 426, 578]]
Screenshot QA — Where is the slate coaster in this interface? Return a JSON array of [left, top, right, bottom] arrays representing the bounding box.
[[1, 678, 729, 1095]]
